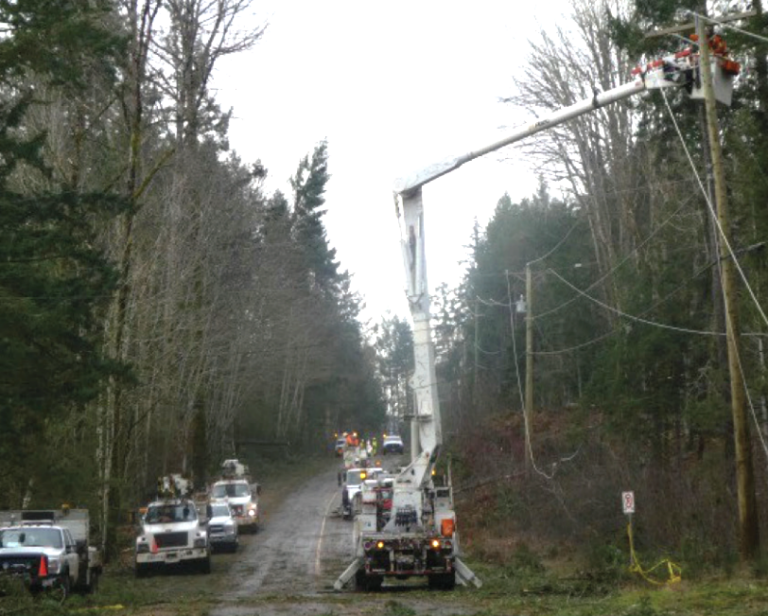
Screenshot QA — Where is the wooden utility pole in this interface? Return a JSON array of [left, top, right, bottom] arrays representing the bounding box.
[[525, 263, 534, 473], [697, 15, 760, 562]]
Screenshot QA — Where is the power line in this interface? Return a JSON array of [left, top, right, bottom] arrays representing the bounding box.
[[534, 194, 698, 321], [548, 267, 724, 336], [660, 86, 768, 462], [527, 217, 583, 267], [660, 86, 768, 332], [695, 11, 768, 46]]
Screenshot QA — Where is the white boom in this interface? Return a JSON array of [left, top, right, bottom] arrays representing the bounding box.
[[392, 44, 738, 485], [337, 36, 738, 592]]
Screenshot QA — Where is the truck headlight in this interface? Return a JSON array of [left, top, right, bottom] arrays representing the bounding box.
[[47, 557, 61, 574], [136, 538, 149, 553], [248, 506, 257, 517], [193, 537, 207, 548]]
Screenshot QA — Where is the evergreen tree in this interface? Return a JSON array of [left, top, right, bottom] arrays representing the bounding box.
[[0, 0, 127, 506], [291, 140, 339, 288]]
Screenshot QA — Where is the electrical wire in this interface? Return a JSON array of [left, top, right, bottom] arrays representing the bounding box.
[[534, 195, 697, 322], [660, 86, 768, 461], [694, 11, 768, 46], [504, 270, 579, 481], [527, 217, 583, 267], [533, 327, 619, 356], [532, 247, 759, 356], [547, 268, 725, 336], [660, 86, 768, 331]]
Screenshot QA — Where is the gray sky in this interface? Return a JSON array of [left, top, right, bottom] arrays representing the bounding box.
[[214, 1, 572, 323]]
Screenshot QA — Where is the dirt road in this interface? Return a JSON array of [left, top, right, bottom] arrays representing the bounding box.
[[209, 457, 479, 616], [226, 461, 353, 597]]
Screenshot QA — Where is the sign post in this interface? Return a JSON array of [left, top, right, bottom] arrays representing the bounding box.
[[622, 491, 635, 516], [622, 491, 635, 567]]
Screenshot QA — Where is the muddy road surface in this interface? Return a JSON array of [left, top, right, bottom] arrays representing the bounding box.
[[226, 460, 353, 597], [207, 456, 480, 616]]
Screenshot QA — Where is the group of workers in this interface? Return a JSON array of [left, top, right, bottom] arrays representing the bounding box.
[[341, 431, 377, 456]]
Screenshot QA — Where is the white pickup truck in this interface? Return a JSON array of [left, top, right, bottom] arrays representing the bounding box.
[[135, 498, 211, 576], [0, 509, 102, 599]]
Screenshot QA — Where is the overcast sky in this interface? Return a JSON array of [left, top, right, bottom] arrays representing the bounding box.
[[213, 1, 572, 324]]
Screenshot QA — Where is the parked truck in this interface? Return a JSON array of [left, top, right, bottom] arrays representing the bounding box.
[[0, 508, 102, 599], [209, 478, 260, 533], [335, 30, 739, 591], [134, 498, 211, 576]]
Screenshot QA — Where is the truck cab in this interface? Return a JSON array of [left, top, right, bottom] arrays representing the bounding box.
[[341, 467, 384, 520], [209, 479, 260, 532], [135, 498, 211, 576]]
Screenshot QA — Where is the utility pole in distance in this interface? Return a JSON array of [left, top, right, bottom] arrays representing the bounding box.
[[525, 262, 534, 474], [696, 14, 759, 562]]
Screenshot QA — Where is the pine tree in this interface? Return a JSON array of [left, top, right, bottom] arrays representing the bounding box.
[[0, 0, 127, 506]]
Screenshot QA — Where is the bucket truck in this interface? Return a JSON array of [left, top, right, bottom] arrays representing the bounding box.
[[335, 31, 738, 592]]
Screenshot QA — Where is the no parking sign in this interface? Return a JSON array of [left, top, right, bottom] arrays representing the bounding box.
[[622, 491, 635, 515]]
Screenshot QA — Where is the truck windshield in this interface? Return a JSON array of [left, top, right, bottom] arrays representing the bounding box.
[[346, 471, 365, 486], [210, 504, 231, 517], [0, 528, 63, 548], [211, 484, 250, 498], [145, 504, 196, 524]]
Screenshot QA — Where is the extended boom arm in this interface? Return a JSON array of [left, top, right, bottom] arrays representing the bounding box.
[[393, 41, 738, 487]]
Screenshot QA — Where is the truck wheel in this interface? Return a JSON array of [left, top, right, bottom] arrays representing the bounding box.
[[86, 568, 100, 594], [199, 555, 211, 574], [354, 570, 382, 592], [428, 572, 456, 590], [53, 572, 71, 602], [135, 563, 150, 578], [77, 565, 97, 594]]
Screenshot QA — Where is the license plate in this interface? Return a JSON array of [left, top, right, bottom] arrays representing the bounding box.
[[165, 552, 178, 560]]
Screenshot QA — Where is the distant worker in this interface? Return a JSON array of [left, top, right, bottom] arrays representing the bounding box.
[[371, 436, 378, 456]]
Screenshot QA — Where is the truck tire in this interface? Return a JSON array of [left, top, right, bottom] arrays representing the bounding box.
[[55, 571, 71, 602], [428, 571, 456, 590], [199, 555, 211, 574], [135, 562, 150, 578], [86, 568, 100, 594], [76, 564, 97, 594], [354, 570, 382, 592]]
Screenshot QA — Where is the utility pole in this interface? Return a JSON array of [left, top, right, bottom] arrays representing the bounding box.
[[525, 262, 533, 473], [697, 15, 760, 562], [474, 296, 480, 407]]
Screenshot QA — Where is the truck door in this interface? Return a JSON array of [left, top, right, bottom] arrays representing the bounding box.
[[62, 529, 79, 584]]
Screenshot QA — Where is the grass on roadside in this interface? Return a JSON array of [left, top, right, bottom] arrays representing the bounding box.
[[457, 557, 768, 616]]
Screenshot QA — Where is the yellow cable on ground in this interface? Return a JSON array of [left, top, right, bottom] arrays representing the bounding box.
[[627, 520, 682, 585]]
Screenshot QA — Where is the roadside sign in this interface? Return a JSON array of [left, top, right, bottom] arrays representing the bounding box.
[[622, 491, 635, 514]]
